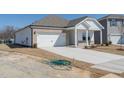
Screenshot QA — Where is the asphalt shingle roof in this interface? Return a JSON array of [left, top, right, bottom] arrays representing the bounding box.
[[99, 14, 124, 21], [32, 15, 89, 27], [67, 16, 88, 27], [32, 15, 69, 27]]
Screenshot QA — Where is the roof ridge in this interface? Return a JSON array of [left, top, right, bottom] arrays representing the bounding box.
[[32, 14, 69, 27], [69, 16, 88, 21], [67, 16, 89, 27], [98, 14, 124, 21]]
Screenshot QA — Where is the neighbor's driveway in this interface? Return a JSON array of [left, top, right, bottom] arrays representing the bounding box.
[[42, 47, 124, 64]]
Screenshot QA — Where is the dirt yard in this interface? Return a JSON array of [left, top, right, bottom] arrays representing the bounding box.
[[0, 48, 93, 78], [92, 45, 124, 56], [0, 44, 92, 69], [0, 44, 121, 78]]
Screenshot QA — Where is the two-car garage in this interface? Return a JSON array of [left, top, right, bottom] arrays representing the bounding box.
[[36, 32, 66, 48]]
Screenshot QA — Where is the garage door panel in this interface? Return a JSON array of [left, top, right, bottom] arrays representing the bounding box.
[[110, 35, 124, 44], [54, 33, 66, 46], [37, 33, 66, 48]]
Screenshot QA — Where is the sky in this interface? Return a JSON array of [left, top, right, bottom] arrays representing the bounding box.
[[0, 14, 108, 29]]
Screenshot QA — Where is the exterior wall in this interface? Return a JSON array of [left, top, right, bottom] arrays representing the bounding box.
[[98, 18, 124, 44], [64, 30, 69, 45], [94, 31, 100, 44], [96, 19, 108, 44], [77, 30, 94, 43], [68, 30, 75, 45], [77, 31, 84, 42], [107, 19, 124, 35], [89, 31, 94, 43], [107, 18, 124, 44], [15, 27, 32, 46]]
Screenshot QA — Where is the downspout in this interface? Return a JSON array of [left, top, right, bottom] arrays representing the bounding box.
[[14, 32, 16, 44], [29, 26, 33, 48], [106, 18, 110, 43], [74, 26, 78, 47]]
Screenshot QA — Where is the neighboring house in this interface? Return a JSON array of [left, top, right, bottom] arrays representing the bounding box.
[[14, 15, 104, 48], [98, 14, 124, 45]]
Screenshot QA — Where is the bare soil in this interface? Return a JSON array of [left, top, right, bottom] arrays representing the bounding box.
[[92, 45, 124, 56], [0, 44, 117, 78], [0, 50, 94, 78]]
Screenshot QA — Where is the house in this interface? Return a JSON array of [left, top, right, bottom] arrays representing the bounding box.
[[14, 15, 104, 48], [98, 14, 124, 45]]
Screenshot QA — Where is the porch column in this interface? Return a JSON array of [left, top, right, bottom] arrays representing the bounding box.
[[75, 27, 78, 47], [100, 30, 103, 44], [92, 31, 95, 44], [86, 30, 89, 46]]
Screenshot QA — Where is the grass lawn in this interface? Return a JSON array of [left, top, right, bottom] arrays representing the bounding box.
[[92, 45, 124, 56]]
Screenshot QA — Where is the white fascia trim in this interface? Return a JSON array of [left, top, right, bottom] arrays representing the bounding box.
[[75, 19, 90, 30], [66, 27, 75, 30], [75, 18, 88, 28], [87, 18, 104, 29], [75, 17, 104, 30]]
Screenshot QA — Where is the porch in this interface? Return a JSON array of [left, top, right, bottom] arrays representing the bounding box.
[[76, 29, 102, 48], [74, 29, 102, 47], [66, 17, 104, 48]]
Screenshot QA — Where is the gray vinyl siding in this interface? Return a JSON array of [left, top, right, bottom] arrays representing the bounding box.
[[95, 19, 107, 44], [63, 30, 69, 45], [107, 18, 124, 43], [98, 17, 124, 44], [94, 31, 100, 44], [68, 30, 75, 45], [107, 19, 124, 35], [15, 27, 32, 46]]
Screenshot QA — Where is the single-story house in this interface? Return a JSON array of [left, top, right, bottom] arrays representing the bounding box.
[[98, 14, 124, 45], [14, 15, 104, 48]]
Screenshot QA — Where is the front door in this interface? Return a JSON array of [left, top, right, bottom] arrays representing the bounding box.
[[77, 31, 94, 46]]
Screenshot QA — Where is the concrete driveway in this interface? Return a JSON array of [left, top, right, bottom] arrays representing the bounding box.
[[42, 47, 124, 64]]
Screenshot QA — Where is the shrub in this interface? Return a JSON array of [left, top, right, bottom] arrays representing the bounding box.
[[108, 41, 112, 45], [105, 43, 109, 46], [33, 44, 37, 48], [84, 46, 88, 49]]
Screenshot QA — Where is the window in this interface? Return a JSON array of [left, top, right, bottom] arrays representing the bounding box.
[[122, 20, 124, 26], [83, 36, 86, 41], [88, 37, 90, 41], [110, 19, 117, 26], [82, 36, 90, 41]]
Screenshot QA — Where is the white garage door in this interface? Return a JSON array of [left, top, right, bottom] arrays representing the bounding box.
[[37, 32, 66, 47], [110, 35, 124, 44]]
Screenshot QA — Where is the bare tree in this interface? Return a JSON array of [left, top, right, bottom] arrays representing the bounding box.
[[0, 26, 17, 40]]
